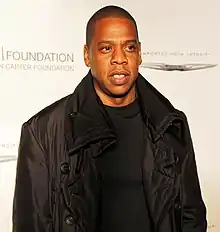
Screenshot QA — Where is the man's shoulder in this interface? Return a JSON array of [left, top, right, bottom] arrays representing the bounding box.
[[22, 93, 74, 131], [137, 74, 179, 120], [21, 72, 90, 132]]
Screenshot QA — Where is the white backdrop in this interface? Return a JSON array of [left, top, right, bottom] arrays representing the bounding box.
[[0, 0, 219, 231]]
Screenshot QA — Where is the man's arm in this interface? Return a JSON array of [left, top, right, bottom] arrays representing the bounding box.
[[13, 123, 52, 232], [181, 116, 207, 232]]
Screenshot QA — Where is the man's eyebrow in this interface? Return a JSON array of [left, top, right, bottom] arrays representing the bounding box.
[[124, 40, 138, 44], [97, 39, 138, 45]]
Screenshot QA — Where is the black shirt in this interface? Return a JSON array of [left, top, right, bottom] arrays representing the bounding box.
[[97, 99, 151, 232]]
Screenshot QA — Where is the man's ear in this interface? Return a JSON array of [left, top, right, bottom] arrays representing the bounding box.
[[84, 45, 90, 67], [138, 42, 142, 65]]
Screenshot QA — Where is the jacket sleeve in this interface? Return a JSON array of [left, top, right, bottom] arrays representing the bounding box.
[[181, 116, 207, 232], [13, 123, 52, 232]]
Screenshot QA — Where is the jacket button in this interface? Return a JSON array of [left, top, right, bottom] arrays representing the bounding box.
[[65, 215, 74, 225], [60, 163, 70, 174], [69, 112, 77, 118], [175, 203, 181, 210]]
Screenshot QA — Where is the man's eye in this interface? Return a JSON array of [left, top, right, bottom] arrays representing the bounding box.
[[125, 45, 137, 51], [100, 46, 112, 52]]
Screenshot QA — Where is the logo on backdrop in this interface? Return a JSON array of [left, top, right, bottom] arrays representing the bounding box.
[[140, 63, 217, 71], [140, 51, 217, 71], [0, 45, 75, 72], [0, 155, 17, 163], [0, 142, 17, 163], [0, 142, 17, 188]]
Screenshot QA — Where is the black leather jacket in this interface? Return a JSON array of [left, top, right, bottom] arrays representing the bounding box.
[[13, 71, 207, 232]]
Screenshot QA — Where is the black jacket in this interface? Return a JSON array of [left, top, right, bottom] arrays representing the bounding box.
[[13, 71, 207, 232]]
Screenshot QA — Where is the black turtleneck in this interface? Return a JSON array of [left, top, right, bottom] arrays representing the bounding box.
[[96, 99, 151, 232]]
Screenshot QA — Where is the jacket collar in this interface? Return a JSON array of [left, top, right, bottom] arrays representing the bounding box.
[[65, 70, 184, 154], [136, 73, 185, 141]]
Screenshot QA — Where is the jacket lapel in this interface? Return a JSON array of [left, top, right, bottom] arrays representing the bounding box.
[[64, 71, 116, 156]]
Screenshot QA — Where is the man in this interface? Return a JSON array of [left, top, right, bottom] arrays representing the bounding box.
[[13, 5, 207, 232]]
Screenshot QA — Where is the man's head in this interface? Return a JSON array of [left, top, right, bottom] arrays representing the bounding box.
[[84, 5, 142, 106]]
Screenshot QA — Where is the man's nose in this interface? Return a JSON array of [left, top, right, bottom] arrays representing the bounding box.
[[111, 47, 128, 65]]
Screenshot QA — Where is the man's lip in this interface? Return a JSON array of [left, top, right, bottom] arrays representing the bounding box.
[[109, 70, 130, 76]]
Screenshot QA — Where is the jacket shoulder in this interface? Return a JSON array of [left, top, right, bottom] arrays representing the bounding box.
[[22, 93, 73, 132]]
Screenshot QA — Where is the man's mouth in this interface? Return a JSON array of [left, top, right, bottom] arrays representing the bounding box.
[[110, 70, 130, 78], [112, 74, 126, 79], [109, 71, 130, 85]]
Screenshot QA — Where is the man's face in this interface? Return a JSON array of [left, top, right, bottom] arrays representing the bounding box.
[[84, 17, 142, 100]]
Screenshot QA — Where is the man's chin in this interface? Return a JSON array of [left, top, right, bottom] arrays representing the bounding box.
[[109, 92, 129, 98], [107, 83, 136, 98], [107, 88, 133, 99]]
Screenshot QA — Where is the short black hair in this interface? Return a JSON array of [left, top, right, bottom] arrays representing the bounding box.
[[86, 5, 139, 47]]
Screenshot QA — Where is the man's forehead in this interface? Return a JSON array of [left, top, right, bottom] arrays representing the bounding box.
[[94, 16, 135, 27], [97, 39, 138, 45], [93, 18, 138, 38]]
